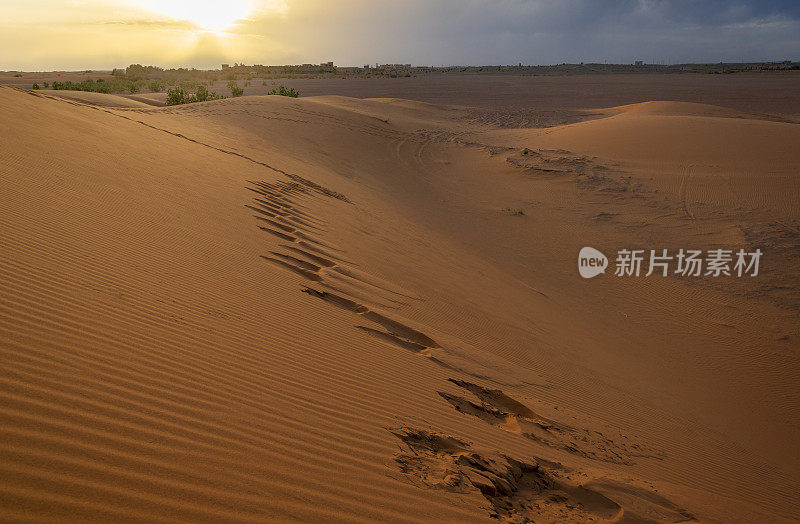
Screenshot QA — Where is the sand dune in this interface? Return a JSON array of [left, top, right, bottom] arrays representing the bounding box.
[[32, 89, 157, 108], [1, 85, 798, 522]]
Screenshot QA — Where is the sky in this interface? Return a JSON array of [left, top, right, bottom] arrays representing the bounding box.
[[1, 0, 799, 70]]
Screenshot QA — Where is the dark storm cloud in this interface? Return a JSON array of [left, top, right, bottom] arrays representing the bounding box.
[[628, 0, 800, 24], [240, 0, 800, 65]]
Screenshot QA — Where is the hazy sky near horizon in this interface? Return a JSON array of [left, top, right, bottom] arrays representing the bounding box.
[[1, 0, 799, 70]]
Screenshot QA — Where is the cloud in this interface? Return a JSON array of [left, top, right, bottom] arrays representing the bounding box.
[[1, 0, 798, 69], [101, 18, 199, 30], [229, 0, 800, 65]]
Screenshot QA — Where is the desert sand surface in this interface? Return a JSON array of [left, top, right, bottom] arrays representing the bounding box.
[[31, 90, 157, 108], [246, 72, 800, 115], [1, 82, 798, 522], [5, 71, 800, 116]]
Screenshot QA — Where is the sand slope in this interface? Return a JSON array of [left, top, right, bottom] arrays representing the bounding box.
[[33, 89, 157, 108], [1, 86, 798, 522]]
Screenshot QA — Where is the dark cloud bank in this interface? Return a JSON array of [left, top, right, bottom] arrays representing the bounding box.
[[236, 0, 800, 66]]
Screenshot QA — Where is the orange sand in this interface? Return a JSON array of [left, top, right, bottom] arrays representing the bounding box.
[[1, 84, 798, 522]]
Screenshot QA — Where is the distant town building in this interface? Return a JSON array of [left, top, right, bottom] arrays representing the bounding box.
[[634, 60, 644, 66]]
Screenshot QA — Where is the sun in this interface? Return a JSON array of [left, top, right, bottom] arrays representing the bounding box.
[[143, 0, 252, 32]]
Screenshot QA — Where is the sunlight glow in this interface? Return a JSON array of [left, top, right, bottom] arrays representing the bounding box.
[[142, 0, 253, 32]]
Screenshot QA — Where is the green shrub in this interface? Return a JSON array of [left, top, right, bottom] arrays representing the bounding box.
[[227, 80, 243, 97], [43, 81, 49, 88], [166, 86, 189, 105], [50, 77, 139, 94], [194, 84, 222, 102], [165, 85, 224, 106], [267, 85, 299, 98], [149, 80, 165, 92], [194, 85, 210, 102], [32, 83, 40, 89]]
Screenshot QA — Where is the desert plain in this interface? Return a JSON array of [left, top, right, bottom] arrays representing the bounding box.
[[1, 72, 799, 522]]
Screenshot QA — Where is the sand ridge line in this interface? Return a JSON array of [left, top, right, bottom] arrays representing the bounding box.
[[10, 85, 352, 203]]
